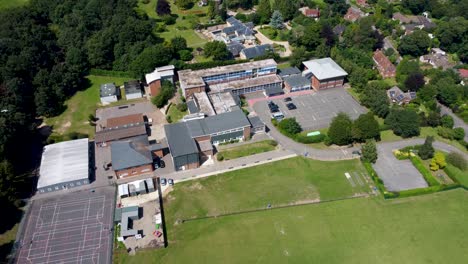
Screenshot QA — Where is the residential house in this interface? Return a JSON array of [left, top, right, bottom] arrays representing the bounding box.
[[344, 7, 365, 22], [387, 86, 416, 105], [110, 135, 154, 178], [299, 7, 320, 19], [164, 110, 252, 171], [239, 44, 273, 60], [392, 12, 435, 33], [212, 17, 255, 44], [100, 83, 120, 104], [124, 80, 143, 100], [419, 48, 455, 70], [356, 0, 368, 7], [373, 49, 396, 78], [144, 65, 175, 97], [302, 58, 348, 91]]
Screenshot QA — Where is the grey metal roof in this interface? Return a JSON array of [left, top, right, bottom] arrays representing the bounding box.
[[100, 83, 119, 97], [111, 136, 152, 171], [264, 85, 284, 96], [38, 138, 89, 189], [124, 80, 142, 95], [148, 142, 166, 151], [203, 109, 251, 134], [279, 67, 301, 78], [187, 100, 199, 114], [283, 75, 311, 88], [248, 116, 264, 129], [120, 206, 139, 237], [241, 44, 272, 59], [164, 122, 199, 157], [302, 58, 348, 80]]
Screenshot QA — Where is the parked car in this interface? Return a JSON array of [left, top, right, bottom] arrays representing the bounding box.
[[286, 103, 296, 110], [159, 160, 165, 168], [283, 97, 292, 102], [154, 158, 165, 169], [272, 112, 285, 121], [168, 179, 174, 186], [160, 178, 167, 186]]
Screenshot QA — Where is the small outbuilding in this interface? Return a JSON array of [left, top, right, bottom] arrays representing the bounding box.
[[100, 83, 120, 104], [283, 75, 311, 92], [124, 80, 143, 100]]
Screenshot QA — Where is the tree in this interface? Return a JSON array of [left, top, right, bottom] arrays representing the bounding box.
[[441, 115, 454, 128], [269, 10, 284, 29], [290, 46, 308, 68], [360, 83, 390, 118], [328, 113, 353, 145], [402, 0, 428, 14], [361, 139, 378, 163], [325, 0, 349, 15], [398, 30, 432, 57], [385, 108, 420, 138], [156, 0, 171, 16], [170, 36, 188, 54], [419, 136, 435, 160], [219, 1, 228, 21], [396, 58, 421, 84], [426, 111, 441, 127], [152, 81, 175, 108], [129, 44, 172, 77], [352, 112, 380, 142], [257, 0, 272, 24], [278, 118, 302, 135], [302, 23, 322, 50], [274, 0, 298, 21], [204, 41, 230, 60], [453, 127, 465, 141], [418, 84, 437, 102], [404, 72, 425, 92], [207, 0, 216, 19]]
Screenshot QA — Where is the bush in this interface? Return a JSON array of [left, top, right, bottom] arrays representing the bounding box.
[[295, 133, 326, 144], [166, 115, 172, 123], [441, 115, 454, 128], [176, 102, 188, 112], [152, 81, 175, 108], [446, 152, 467, 170], [436, 126, 455, 140], [161, 15, 177, 25], [217, 154, 224, 161], [178, 50, 193, 61], [267, 140, 278, 147], [418, 136, 434, 160], [453, 127, 465, 140], [278, 118, 302, 135]]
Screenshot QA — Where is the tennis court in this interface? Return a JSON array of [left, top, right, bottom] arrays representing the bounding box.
[[15, 187, 115, 264]]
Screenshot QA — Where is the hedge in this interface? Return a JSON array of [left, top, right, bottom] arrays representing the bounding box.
[[271, 119, 326, 144], [394, 184, 461, 199], [409, 156, 440, 186], [363, 162, 390, 197]]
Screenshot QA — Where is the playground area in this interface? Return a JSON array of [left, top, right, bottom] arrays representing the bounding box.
[[15, 187, 115, 264]]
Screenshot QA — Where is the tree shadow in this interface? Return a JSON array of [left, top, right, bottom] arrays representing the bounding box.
[[0, 241, 14, 263]]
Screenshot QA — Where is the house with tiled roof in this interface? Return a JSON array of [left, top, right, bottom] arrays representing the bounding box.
[[373, 49, 396, 78], [344, 7, 365, 22], [356, 0, 369, 7], [299, 7, 320, 18], [387, 86, 416, 105]]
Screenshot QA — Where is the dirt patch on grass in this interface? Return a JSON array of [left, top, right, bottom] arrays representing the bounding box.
[[187, 182, 204, 191]]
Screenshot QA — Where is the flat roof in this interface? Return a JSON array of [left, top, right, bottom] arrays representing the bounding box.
[[193, 92, 216, 116], [100, 83, 118, 97], [38, 138, 89, 189], [302, 58, 348, 80], [283, 75, 311, 88], [178, 59, 277, 89], [124, 80, 142, 95], [208, 91, 239, 114], [95, 124, 147, 143], [209, 74, 282, 93]]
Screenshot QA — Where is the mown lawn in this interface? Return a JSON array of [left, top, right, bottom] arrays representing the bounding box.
[[166, 104, 187, 123], [137, 0, 208, 48], [45, 75, 131, 138], [380, 127, 467, 153], [0, 0, 28, 10], [164, 157, 367, 221], [117, 188, 468, 264], [218, 140, 277, 160]]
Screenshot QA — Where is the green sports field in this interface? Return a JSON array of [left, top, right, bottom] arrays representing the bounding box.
[[117, 188, 468, 264]]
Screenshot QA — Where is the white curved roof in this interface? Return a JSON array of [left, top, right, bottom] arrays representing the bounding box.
[[38, 138, 89, 188]]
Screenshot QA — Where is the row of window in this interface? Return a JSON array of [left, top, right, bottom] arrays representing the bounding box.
[[212, 135, 244, 145], [211, 127, 243, 136], [291, 86, 311, 92], [231, 82, 282, 96], [39, 180, 89, 193]]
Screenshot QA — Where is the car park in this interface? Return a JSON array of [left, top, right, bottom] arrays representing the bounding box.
[[168, 179, 174, 186], [160, 178, 167, 186]]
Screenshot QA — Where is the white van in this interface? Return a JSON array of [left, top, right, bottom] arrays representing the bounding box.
[[272, 112, 284, 121]]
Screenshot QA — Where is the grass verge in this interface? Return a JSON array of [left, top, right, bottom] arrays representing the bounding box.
[[217, 140, 277, 160], [166, 104, 187, 123]]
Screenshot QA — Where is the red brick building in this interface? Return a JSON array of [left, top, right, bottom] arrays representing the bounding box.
[[145, 65, 175, 97], [373, 49, 396, 78], [302, 58, 348, 91]]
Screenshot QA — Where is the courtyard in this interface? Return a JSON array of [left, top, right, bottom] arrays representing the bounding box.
[[252, 88, 367, 131]]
